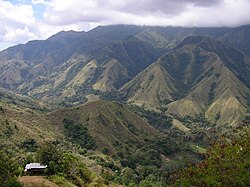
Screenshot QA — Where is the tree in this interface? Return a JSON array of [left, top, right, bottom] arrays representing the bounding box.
[[173, 131, 250, 186], [63, 118, 96, 149], [36, 142, 63, 174], [36, 142, 92, 186], [0, 151, 23, 186], [121, 167, 139, 185]]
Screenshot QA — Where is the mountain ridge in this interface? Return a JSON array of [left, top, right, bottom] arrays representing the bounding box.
[[121, 36, 250, 125], [1, 24, 250, 186], [0, 24, 249, 126]]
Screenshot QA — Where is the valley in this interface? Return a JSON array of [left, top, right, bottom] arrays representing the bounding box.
[[0, 24, 249, 186]]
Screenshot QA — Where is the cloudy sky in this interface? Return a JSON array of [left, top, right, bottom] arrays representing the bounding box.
[[1, 0, 250, 50]]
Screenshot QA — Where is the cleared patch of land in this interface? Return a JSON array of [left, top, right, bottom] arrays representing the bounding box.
[[172, 119, 190, 133], [19, 176, 59, 187]]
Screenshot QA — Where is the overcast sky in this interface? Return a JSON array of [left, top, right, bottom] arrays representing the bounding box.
[[1, 0, 250, 50]]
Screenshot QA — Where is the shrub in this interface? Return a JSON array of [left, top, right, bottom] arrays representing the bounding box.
[[173, 131, 250, 186], [0, 151, 22, 186], [36, 142, 63, 175], [5, 177, 23, 187], [20, 138, 38, 152], [102, 147, 109, 155], [36, 143, 92, 185], [63, 118, 96, 149]]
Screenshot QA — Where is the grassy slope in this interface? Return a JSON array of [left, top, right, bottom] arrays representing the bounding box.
[[121, 38, 250, 126], [0, 98, 124, 186], [135, 30, 170, 49], [19, 176, 61, 187], [0, 94, 208, 186], [48, 100, 204, 174], [93, 59, 129, 92], [49, 100, 161, 155], [0, 88, 61, 151], [0, 103, 62, 155], [0, 87, 52, 110], [167, 47, 249, 125], [121, 62, 176, 109]]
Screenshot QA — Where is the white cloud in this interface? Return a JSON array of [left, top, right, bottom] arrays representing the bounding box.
[[42, 0, 250, 27], [0, 1, 35, 26], [0, 0, 250, 51], [0, 0, 36, 49], [3, 26, 37, 42]]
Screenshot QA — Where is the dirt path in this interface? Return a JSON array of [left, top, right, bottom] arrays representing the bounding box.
[[18, 176, 59, 187]]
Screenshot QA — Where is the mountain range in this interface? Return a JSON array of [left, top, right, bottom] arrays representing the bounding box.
[[0, 24, 250, 186], [122, 36, 249, 126], [0, 24, 249, 126]]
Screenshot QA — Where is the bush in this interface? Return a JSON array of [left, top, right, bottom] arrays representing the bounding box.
[[36, 143, 92, 186], [20, 138, 38, 152], [77, 163, 92, 183], [36, 142, 63, 175], [173, 131, 250, 186], [63, 118, 96, 149], [102, 147, 109, 155], [0, 151, 22, 186], [50, 175, 69, 186], [5, 177, 23, 187]]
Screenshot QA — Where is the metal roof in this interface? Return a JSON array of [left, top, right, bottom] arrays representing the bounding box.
[[24, 163, 47, 171]]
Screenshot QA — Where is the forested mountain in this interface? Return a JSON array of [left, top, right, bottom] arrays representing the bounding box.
[[0, 24, 249, 133], [122, 36, 250, 126], [1, 96, 208, 186], [0, 24, 249, 186], [0, 25, 238, 98]]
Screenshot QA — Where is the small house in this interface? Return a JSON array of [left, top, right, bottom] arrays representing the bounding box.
[[24, 163, 47, 175]]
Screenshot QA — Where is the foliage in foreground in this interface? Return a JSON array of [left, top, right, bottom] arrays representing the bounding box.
[[37, 142, 93, 186], [173, 130, 250, 187], [0, 151, 23, 187]]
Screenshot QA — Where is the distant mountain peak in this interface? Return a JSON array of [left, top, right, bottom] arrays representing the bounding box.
[[0, 25, 249, 126]]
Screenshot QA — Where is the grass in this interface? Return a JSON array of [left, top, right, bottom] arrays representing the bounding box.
[[49, 175, 76, 187], [172, 119, 190, 133], [49, 100, 161, 156], [189, 143, 207, 154], [19, 176, 60, 187]]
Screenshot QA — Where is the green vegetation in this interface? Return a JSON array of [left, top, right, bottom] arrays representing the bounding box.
[[0, 89, 49, 111], [2, 119, 14, 138], [0, 151, 23, 187], [172, 130, 250, 187], [127, 104, 173, 131], [100, 91, 126, 102], [122, 36, 249, 126], [208, 82, 217, 104], [0, 25, 250, 186], [63, 118, 96, 150], [50, 101, 204, 186], [20, 138, 38, 152], [37, 142, 63, 175], [37, 142, 93, 186]]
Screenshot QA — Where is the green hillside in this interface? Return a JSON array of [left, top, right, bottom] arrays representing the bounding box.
[[49, 100, 161, 155], [219, 25, 250, 56], [0, 96, 209, 186], [121, 36, 250, 126], [0, 25, 242, 105], [0, 24, 250, 186]]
